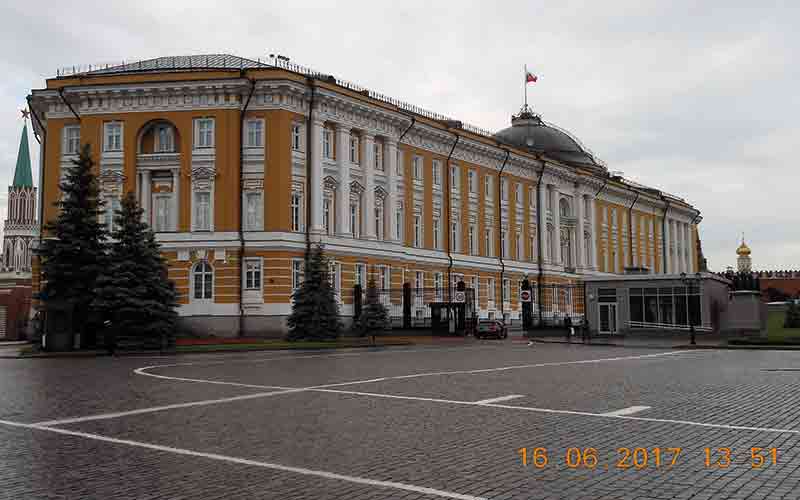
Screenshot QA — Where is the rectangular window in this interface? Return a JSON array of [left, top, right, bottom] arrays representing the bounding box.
[[470, 276, 479, 295], [468, 170, 476, 194], [323, 127, 333, 159], [291, 192, 302, 232], [156, 126, 174, 152], [292, 260, 303, 290], [434, 272, 443, 300], [349, 136, 359, 163], [292, 123, 302, 151], [413, 156, 423, 180], [105, 197, 121, 233], [245, 191, 262, 231], [468, 224, 476, 255], [516, 232, 522, 261], [503, 279, 511, 303], [433, 218, 441, 250], [194, 191, 211, 231], [374, 142, 384, 171], [104, 122, 122, 152], [350, 201, 360, 238], [485, 176, 493, 199], [432, 160, 441, 186], [415, 271, 424, 291], [245, 119, 263, 148], [450, 166, 459, 192], [375, 203, 384, 240], [64, 126, 80, 155], [501, 229, 508, 258], [529, 187, 535, 208], [413, 215, 422, 248], [154, 195, 171, 232], [515, 183, 522, 203], [196, 118, 214, 148], [450, 222, 458, 253], [324, 198, 332, 235], [354, 263, 366, 288], [395, 203, 403, 241], [245, 259, 262, 290], [485, 229, 492, 257], [379, 265, 390, 290], [501, 179, 508, 201], [488, 278, 496, 303], [530, 235, 536, 261]]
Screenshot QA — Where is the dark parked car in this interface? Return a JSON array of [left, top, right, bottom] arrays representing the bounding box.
[[475, 320, 507, 339]]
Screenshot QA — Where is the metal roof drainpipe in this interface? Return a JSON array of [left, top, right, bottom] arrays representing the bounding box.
[[627, 191, 640, 270], [398, 115, 416, 143], [444, 132, 460, 317], [57, 88, 81, 121], [236, 76, 257, 338], [497, 149, 510, 325], [304, 78, 316, 257], [535, 159, 545, 327], [27, 95, 46, 249], [659, 193, 671, 274]]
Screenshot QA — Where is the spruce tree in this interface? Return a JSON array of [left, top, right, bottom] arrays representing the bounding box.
[[92, 192, 178, 348], [286, 243, 341, 341], [36, 144, 107, 346], [353, 277, 389, 337]]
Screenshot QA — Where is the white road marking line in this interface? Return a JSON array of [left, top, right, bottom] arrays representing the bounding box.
[[601, 406, 651, 417], [0, 419, 486, 500], [31, 388, 303, 427], [474, 395, 525, 405]]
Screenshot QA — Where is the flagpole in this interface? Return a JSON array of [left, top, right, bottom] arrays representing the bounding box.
[[523, 64, 528, 109]]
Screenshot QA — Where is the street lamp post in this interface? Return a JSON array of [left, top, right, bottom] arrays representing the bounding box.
[[680, 271, 702, 346]]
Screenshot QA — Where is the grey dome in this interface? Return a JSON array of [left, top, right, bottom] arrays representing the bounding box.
[[494, 109, 600, 168]]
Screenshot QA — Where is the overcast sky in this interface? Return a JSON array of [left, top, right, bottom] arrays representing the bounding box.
[[1, 0, 797, 271]]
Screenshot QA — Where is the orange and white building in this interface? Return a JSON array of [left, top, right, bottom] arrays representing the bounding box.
[[27, 54, 703, 336]]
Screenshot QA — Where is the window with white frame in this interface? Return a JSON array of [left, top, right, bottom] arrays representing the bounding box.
[[195, 118, 214, 148], [378, 265, 390, 290], [515, 183, 522, 203], [432, 160, 442, 186], [375, 198, 384, 240], [192, 261, 214, 300], [153, 194, 171, 232], [530, 234, 537, 261], [291, 191, 303, 232], [413, 213, 422, 248], [104, 122, 122, 152], [450, 165, 459, 192], [488, 278, 496, 303], [414, 271, 424, 295], [244, 191, 262, 231], [350, 198, 361, 238], [516, 232, 522, 261], [501, 229, 508, 258], [193, 191, 211, 231], [468, 224, 476, 255], [155, 124, 175, 153], [292, 259, 304, 290], [395, 202, 404, 241], [434, 272, 443, 300], [413, 156, 423, 180], [470, 276, 478, 295], [104, 196, 121, 233], [323, 197, 333, 235], [529, 187, 535, 208], [501, 178, 508, 201], [503, 278, 511, 303], [64, 125, 80, 155], [292, 123, 302, 151], [433, 217, 441, 250], [485, 176, 493, 199], [328, 261, 341, 296], [354, 263, 366, 288], [323, 127, 333, 159], [468, 170, 476, 194], [396, 149, 403, 176], [450, 221, 459, 253], [245, 119, 264, 148], [349, 136, 359, 163], [245, 258, 262, 290], [374, 142, 384, 171], [485, 228, 493, 257]]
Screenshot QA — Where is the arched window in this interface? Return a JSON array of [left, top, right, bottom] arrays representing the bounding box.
[[559, 198, 571, 218], [192, 261, 214, 300]]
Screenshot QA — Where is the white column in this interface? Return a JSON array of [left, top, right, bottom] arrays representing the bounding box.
[[664, 218, 672, 274], [386, 139, 399, 243], [141, 170, 151, 225], [172, 168, 180, 231], [335, 125, 351, 237], [550, 185, 561, 265], [684, 223, 691, 273], [589, 196, 597, 270], [362, 134, 376, 239], [309, 118, 325, 234], [575, 190, 585, 271], [537, 179, 547, 262]]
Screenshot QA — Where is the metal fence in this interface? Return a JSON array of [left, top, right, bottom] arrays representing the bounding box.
[[531, 284, 586, 328]]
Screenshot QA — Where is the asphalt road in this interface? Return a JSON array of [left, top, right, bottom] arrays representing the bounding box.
[[2, 343, 800, 499]]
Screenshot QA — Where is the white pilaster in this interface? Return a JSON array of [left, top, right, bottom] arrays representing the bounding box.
[[684, 223, 691, 273], [309, 119, 325, 234], [589, 196, 597, 270], [172, 169, 180, 231], [537, 179, 547, 262], [386, 139, 399, 243], [664, 218, 672, 274], [575, 190, 585, 271], [362, 134, 376, 240], [335, 125, 351, 237], [551, 184, 561, 266], [141, 170, 151, 225]]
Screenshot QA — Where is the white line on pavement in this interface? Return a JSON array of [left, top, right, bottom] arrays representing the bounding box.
[[473, 395, 525, 405], [0, 419, 486, 500], [601, 406, 651, 417]]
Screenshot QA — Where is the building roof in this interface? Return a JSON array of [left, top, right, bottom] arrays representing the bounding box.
[[493, 107, 601, 168], [12, 124, 32, 188], [82, 54, 270, 76]]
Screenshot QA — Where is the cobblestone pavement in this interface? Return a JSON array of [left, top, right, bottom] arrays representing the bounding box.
[[3, 343, 800, 499]]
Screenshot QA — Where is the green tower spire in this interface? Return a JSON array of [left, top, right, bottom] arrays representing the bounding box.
[[12, 123, 33, 188]]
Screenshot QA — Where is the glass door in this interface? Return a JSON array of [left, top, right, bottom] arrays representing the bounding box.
[[599, 303, 617, 334]]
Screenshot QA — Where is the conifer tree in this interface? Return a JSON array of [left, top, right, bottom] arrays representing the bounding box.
[[286, 243, 341, 341], [36, 144, 107, 346], [353, 277, 389, 337], [92, 192, 178, 347]]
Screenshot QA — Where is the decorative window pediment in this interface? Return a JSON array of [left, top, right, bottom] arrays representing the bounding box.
[[191, 165, 217, 190], [350, 180, 365, 196]]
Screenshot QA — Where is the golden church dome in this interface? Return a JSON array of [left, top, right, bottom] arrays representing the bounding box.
[[736, 240, 751, 256]]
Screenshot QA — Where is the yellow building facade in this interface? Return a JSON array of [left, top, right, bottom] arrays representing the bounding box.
[[27, 55, 702, 335]]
